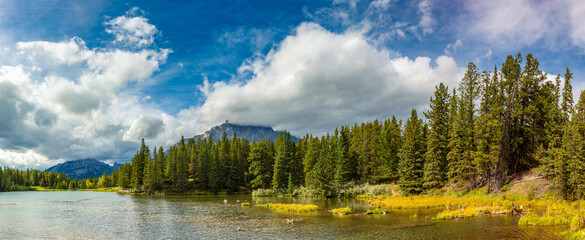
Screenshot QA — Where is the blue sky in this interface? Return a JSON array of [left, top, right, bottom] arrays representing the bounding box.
[[1, 0, 584, 169]]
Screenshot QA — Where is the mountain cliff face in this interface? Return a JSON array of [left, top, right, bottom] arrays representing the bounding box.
[[47, 158, 121, 180], [193, 122, 297, 142]]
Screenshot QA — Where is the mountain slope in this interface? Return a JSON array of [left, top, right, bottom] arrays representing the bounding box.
[[47, 158, 120, 180], [193, 122, 297, 142]]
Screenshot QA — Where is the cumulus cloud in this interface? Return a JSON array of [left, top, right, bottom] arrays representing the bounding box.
[[192, 23, 463, 136], [123, 115, 164, 141], [0, 8, 170, 169], [105, 7, 158, 48]]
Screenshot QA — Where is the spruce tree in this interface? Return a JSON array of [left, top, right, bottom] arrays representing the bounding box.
[[335, 126, 353, 184], [423, 83, 450, 189], [303, 136, 321, 186], [248, 140, 274, 189], [398, 109, 425, 195]]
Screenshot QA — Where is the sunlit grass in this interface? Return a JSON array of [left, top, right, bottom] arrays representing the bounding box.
[[332, 206, 351, 215], [518, 203, 575, 226], [29, 186, 67, 191], [369, 195, 549, 210], [78, 187, 121, 192], [257, 203, 319, 213], [435, 206, 507, 220]]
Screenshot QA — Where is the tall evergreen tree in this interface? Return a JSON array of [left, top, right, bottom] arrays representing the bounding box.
[[131, 139, 148, 188], [399, 109, 425, 195], [335, 126, 354, 184], [423, 83, 450, 189], [248, 140, 274, 189]]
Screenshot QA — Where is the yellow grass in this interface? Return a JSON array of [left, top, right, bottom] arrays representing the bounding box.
[[518, 203, 576, 226], [257, 203, 319, 213], [369, 195, 549, 210], [332, 206, 351, 215]]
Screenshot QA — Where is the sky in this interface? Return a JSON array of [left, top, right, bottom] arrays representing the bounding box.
[[1, 0, 585, 169]]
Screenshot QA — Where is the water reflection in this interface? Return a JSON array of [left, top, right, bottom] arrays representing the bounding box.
[[0, 192, 565, 239]]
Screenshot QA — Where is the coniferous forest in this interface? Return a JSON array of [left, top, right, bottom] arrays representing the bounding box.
[[2, 53, 583, 201]]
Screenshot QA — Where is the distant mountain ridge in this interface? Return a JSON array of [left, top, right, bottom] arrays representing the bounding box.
[[47, 158, 121, 180], [193, 122, 297, 143]]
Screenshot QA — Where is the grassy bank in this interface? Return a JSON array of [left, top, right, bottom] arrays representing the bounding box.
[[252, 183, 398, 198]]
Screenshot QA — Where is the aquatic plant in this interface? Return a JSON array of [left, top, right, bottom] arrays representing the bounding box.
[[365, 206, 388, 215], [332, 206, 351, 215], [257, 203, 319, 213], [559, 229, 585, 240], [518, 203, 575, 226], [435, 206, 506, 220]]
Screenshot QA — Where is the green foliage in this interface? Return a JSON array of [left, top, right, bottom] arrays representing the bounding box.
[[334, 126, 354, 185], [423, 83, 450, 189], [398, 109, 425, 195]]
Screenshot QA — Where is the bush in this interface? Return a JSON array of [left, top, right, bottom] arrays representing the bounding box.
[[252, 188, 280, 197]]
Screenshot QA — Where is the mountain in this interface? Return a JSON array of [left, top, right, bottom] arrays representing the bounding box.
[[193, 122, 297, 143], [47, 158, 121, 180]]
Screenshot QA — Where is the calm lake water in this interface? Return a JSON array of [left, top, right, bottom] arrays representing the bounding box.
[[0, 191, 565, 239]]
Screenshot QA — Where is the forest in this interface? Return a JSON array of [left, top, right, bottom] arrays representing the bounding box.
[[1, 53, 583, 200]]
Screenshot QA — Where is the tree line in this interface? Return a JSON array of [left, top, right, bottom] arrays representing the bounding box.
[[0, 167, 71, 191]]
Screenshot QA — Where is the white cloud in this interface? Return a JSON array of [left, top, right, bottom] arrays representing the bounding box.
[[417, 0, 434, 35], [193, 23, 464, 136], [369, 0, 391, 10], [461, 0, 585, 51], [105, 8, 158, 48], [568, 0, 585, 49], [444, 39, 463, 55], [123, 115, 164, 141], [334, 0, 360, 9], [0, 8, 170, 169]]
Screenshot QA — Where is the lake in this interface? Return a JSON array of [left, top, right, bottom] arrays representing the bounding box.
[[0, 191, 565, 239]]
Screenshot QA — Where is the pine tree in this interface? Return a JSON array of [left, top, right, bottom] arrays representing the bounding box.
[[398, 109, 425, 195], [309, 135, 334, 196], [423, 83, 450, 189], [474, 70, 502, 193], [380, 116, 402, 182], [131, 139, 148, 188], [248, 140, 274, 189], [272, 131, 294, 190], [335, 126, 354, 184], [303, 136, 321, 186]]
